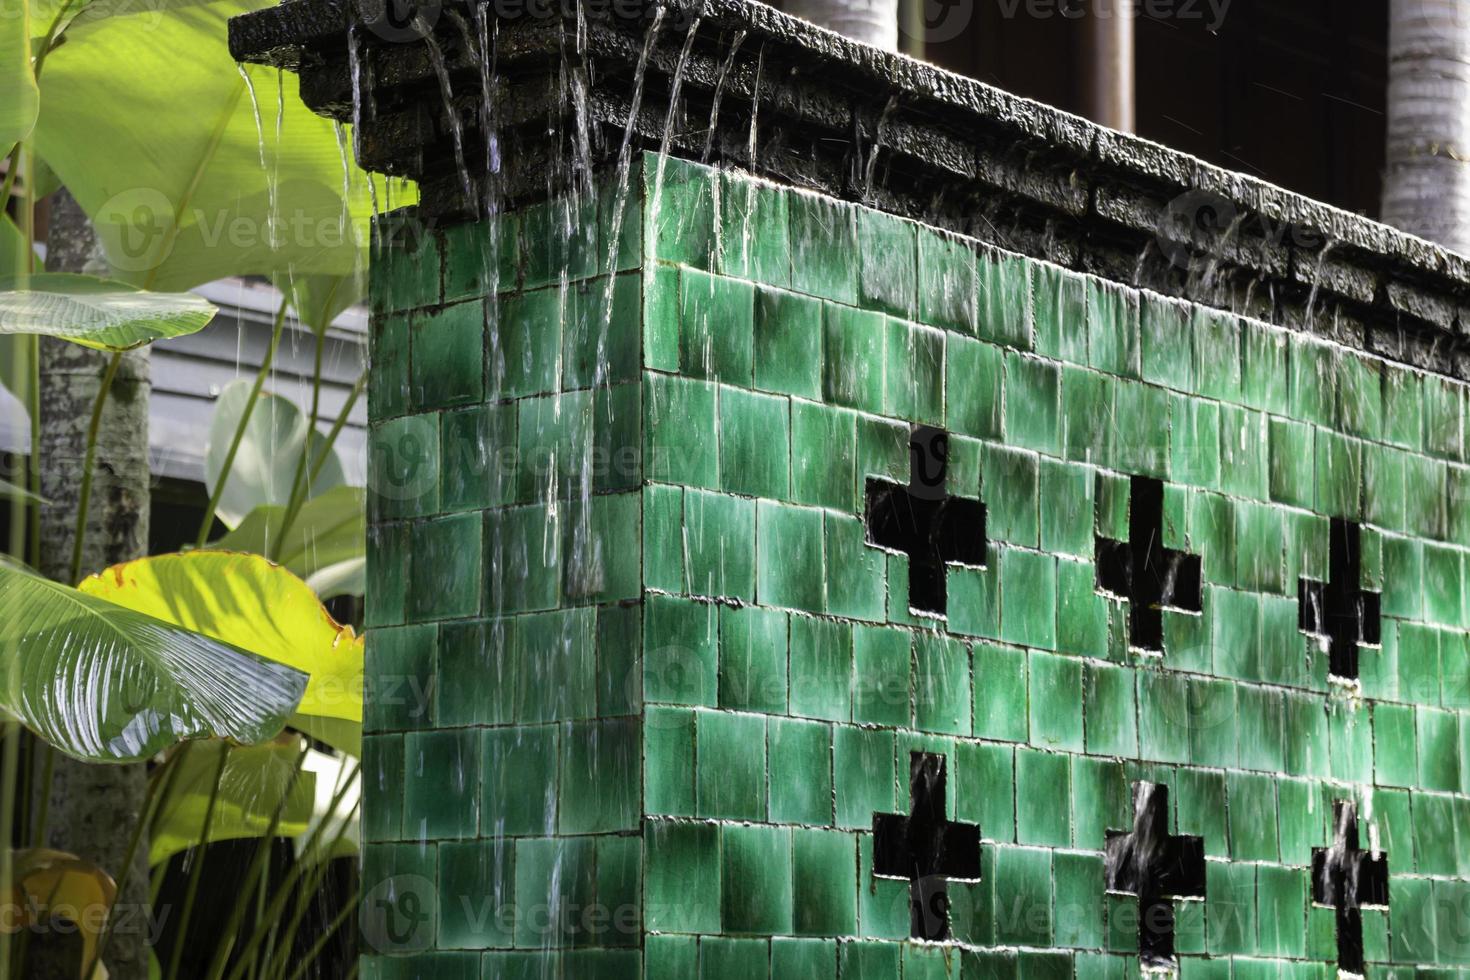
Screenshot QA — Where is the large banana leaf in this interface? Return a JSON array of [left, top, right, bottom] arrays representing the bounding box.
[[205, 380, 347, 530], [0, 273, 217, 351], [1, 0, 38, 154], [30, 0, 373, 291], [212, 485, 364, 596], [149, 735, 315, 867], [77, 552, 364, 753], [0, 562, 307, 762]]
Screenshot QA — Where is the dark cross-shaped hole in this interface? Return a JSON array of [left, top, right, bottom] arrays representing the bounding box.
[[1104, 781, 1206, 968], [1299, 518, 1381, 680], [873, 752, 982, 941], [1094, 475, 1202, 652], [1312, 800, 1389, 976], [865, 426, 987, 616]]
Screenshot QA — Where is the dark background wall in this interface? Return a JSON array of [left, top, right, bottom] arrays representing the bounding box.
[[926, 0, 1388, 219]]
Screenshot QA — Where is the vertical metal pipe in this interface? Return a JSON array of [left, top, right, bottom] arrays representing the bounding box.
[[1082, 0, 1136, 132]]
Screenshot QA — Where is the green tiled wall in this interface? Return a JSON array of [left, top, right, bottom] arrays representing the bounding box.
[[365, 151, 1470, 979]]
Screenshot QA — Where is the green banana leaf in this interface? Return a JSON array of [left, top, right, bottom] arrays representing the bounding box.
[[77, 551, 364, 755], [212, 485, 364, 595], [0, 273, 217, 351], [0, 561, 308, 762], [149, 735, 315, 867], [30, 0, 374, 291], [1, 0, 38, 154], [205, 380, 346, 530]]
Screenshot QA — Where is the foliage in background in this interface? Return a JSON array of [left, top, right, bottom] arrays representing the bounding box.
[[0, 0, 393, 972]]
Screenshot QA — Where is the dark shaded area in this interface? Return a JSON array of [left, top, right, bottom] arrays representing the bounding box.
[[154, 841, 358, 978], [865, 426, 987, 616], [927, 0, 1388, 219], [1298, 517, 1380, 679], [1312, 800, 1389, 976], [873, 751, 982, 940], [1104, 781, 1206, 967], [1094, 475, 1201, 652]]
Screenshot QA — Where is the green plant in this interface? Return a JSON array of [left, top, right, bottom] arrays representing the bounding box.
[[0, 0, 390, 973]]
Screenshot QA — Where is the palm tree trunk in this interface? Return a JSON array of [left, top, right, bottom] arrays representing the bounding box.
[[1382, 0, 1470, 253], [782, 0, 899, 50], [30, 190, 153, 980]]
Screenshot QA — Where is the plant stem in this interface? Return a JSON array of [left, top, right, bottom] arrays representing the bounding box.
[[164, 745, 230, 980], [194, 297, 289, 548], [273, 331, 325, 562], [26, 338, 40, 570], [202, 743, 309, 980], [68, 349, 123, 585], [310, 369, 364, 487], [222, 764, 359, 980], [0, 722, 19, 980], [283, 886, 359, 980], [30, 743, 53, 846], [274, 367, 364, 556], [262, 767, 359, 980], [85, 742, 192, 980]]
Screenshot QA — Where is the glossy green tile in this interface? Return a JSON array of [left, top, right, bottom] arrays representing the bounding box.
[[753, 286, 822, 398], [721, 174, 791, 286]]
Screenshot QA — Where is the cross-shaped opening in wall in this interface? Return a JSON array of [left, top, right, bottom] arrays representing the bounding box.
[[865, 426, 987, 617], [1094, 475, 1202, 652], [1312, 800, 1389, 976], [873, 752, 982, 941], [1104, 781, 1205, 968], [1299, 519, 1381, 680]]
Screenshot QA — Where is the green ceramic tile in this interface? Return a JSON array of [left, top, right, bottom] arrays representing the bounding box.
[[919, 227, 979, 335], [948, 336, 1005, 440], [768, 716, 833, 825], [789, 616, 851, 721], [858, 208, 918, 319], [754, 286, 822, 398], [792, 829, 858, 937], [1007, 352, 1062, 456], [789, 191, 858, 303], [978, 248, 1033, 349], [719, 604, 788, 713], [721, 174, 791, 286]]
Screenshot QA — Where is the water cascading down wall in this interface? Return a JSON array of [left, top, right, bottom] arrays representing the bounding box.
[[233, 2, 1470, 977]]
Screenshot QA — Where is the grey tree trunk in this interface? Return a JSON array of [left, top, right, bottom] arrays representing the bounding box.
[[1383, 0, 1470, 253], [31, 190, 153, 980], [782, 0, 898, 50]]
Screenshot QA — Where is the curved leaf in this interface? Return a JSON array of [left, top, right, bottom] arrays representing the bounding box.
[[1, 0, 38, 153], [0, 475, 44, 505], [30, 0, 378, 291], [0, 562, 307, 762], [304, 556, 365, 601], [211, 485, 364, 590], [77, 552, 364, 734], [0, 273, 217, 351], [149, 735, 315, 867], [205, 380, 346, 529], [8, 848, 117, 976]]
